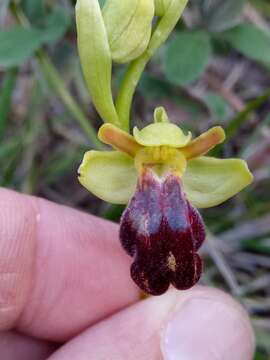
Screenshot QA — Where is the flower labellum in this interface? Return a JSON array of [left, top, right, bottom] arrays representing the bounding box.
[[78, 107, 253, 295], [120, 167, 205, 295]]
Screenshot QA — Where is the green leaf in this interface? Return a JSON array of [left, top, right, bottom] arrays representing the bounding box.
[[199, 0, 246, 32], [78, 151, 137, 204], [222, 23, 270, 63], [41, 8, 71, 45], [20, 1, 71, 44], [162, 31, 211, 86], [183, 156, 253, 208], [0, 27, 43, 67], [20, 0, 46, 26]]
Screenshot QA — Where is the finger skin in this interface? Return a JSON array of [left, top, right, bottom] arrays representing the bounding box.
[[47, 287, 255, 360], [0, 331, 57, 360], [0, 188, 139, 341]]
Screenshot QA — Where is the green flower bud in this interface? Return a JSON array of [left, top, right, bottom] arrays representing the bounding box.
[[154, 0, 171, 16], [102, 0, 155, 64]]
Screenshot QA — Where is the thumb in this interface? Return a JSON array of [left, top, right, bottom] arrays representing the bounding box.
[[161, 287, 254, 360], [48, 286, 255, 360]]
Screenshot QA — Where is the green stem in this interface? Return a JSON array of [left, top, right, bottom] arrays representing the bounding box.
[[116, 0, 189, 131], [10, 2, 103, 149]]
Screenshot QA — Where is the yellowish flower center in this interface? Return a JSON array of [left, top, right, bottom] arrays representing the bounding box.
[[134, 146, 187, 177]]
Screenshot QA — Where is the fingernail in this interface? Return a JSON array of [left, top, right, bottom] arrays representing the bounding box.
[[161, 297, 254, 360]]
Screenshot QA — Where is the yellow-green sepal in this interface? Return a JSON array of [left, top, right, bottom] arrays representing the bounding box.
[[183, 156, 253, 208], [103, 0, 155, 64], [78, 150, 137, 204], [76, 0, 120, 126]]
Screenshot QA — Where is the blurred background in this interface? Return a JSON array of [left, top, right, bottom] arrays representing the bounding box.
[[0, 0, 270, 358]]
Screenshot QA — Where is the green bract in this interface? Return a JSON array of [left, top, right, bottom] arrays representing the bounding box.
[[78, 107, 253, 207], [76, 0, 120, 126]]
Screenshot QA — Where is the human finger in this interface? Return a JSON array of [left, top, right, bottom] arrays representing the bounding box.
[[48, 286, 255, 360], [0, 188, 139, 342], [0, 331, 57, 360]]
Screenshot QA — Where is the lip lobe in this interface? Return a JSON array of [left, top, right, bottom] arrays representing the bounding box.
[[120, 168, 206, 295]]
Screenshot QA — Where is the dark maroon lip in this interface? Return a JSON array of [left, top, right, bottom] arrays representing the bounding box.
[[120, 168, 205, 296]]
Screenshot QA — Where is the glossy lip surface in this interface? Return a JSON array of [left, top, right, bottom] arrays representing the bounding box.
[[120, 168, 205, 296]]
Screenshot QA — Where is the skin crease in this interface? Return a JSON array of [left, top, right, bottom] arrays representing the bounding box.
[[0, 188, 255, 359]]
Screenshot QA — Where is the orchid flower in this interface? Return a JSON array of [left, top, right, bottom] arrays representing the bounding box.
[[78, 107, 253, 295]]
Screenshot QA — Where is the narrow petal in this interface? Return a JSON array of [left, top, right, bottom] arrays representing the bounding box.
[[183, 156, 253, 208], [181, 126, 225, 159], [98, 124, 142, 157], [78, 151, 137, 204]]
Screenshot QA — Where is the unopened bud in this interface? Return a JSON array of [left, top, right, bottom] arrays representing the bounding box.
[[154, 0, 171, 16], [102, 0, 155, 63]]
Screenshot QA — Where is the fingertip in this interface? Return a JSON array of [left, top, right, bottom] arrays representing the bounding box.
[[161, 286, 255, 360], [47, 286, 255, 360]]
